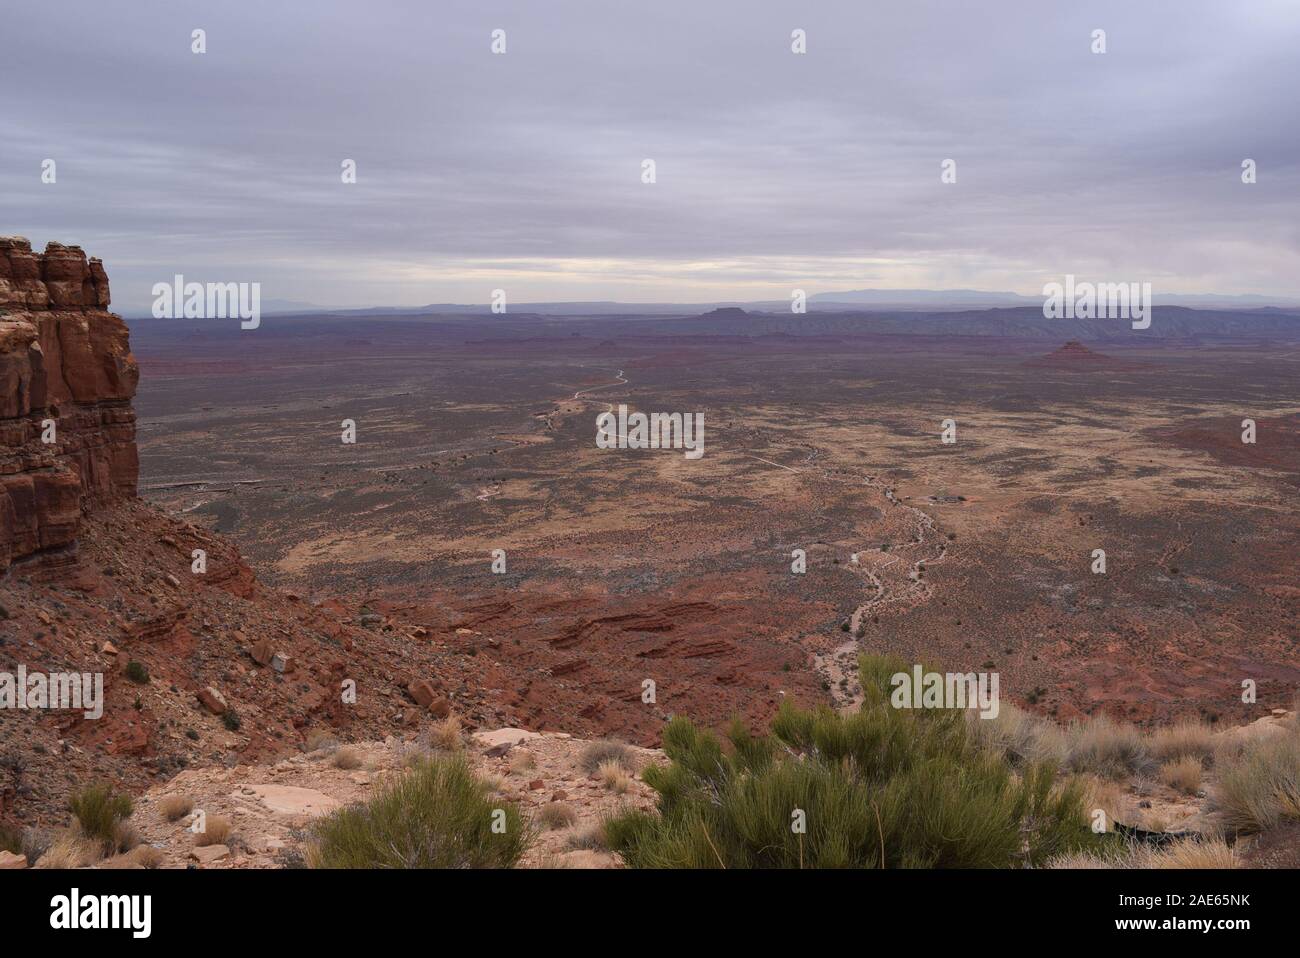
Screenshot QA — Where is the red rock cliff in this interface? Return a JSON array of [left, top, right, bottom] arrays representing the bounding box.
[[0, 237, 138, 571]]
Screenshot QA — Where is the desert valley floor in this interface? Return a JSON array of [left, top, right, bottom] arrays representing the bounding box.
[[129, 313, 1300, 743]]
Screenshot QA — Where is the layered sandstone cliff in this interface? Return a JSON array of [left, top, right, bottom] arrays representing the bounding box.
[[0, 237, 138, 571]]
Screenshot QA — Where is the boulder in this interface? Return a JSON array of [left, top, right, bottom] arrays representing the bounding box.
[[196, 686, 228, 715]]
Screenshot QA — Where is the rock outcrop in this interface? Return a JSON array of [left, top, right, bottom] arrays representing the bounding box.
[[0, 237, 138, 571]]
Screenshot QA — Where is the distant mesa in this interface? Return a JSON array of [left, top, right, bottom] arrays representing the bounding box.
[[1026, 340, 1121, 367], [697, 306, 751, 321]]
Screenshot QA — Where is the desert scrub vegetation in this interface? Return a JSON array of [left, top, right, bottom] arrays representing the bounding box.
[[425, 714, 464, 752], [331, 746, 363, 770], [1066, 715, 1153, 780], [0, 820, 23, 855], [1150, 720, 1216, 766], [969, 703, 1068, 767], [157, 794, 193, 822], [538, 802, 578, 830], [307, 755, 534, 868], [605, 654, 1092, 869], [69, 782, 135, 854], [305, 728, 340, 753], [194, 814, 232, 847], [1208, 728, 1300, 834], [1047, 837, 1237, 870], [579, 739, 633, 775], [1159, 756, 1204, 795], [597, 759, 632, 794]]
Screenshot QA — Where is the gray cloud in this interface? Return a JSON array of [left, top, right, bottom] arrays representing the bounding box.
[[2, 0, 1298, 312]]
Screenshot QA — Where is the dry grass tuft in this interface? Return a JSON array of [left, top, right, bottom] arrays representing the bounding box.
[[194, 814, 232, 847], [35, 833, 103, 869], [565, 822, 609, 852], [580, 740, 633, 775], [596, 759, 632, 794], [331, 746, 363, 770], [1046, 838, 1236, 870], [158, 794, 193, 822], [1067, 715, 1151, 779], [509, 751, 536, 775], [305, 729, 340, 754], [1159, 756, 1203, 795], [537, 802, 578, 830], [1150, 721, 1216, 765], [426, 715, 464, 752], [1208, 730, 1300, 834]]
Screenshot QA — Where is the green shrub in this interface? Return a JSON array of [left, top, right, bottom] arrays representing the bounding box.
[[606, 654, 1092, 869], [125, 660, 149, 684], [222, 710, 242, 732], [307, 755, 534, 868], [69, 783, 134, 852]]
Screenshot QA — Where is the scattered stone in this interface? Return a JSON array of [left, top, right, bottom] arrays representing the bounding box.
[[249, 639, 274, 666], [529, 779, 544, 791], [0, 850, 27, 869], [271, 652, 293, 674], [189, 844, 230, 864], [407, 679, 438, 708], [197, 686, 228, 715], [101, 641, 119, 655], [474, 727, 542, 749]]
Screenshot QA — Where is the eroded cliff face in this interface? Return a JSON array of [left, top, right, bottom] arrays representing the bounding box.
[[0, 237, 139, 571]]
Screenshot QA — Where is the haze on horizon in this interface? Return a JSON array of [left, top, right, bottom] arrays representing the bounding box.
[[3, 0, 1299, 315]]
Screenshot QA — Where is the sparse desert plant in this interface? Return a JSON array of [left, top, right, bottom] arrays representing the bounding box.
[[306, 755, 534, 868], [970, 703, 1068, 767], [566, 822, 609, 852], [1145, 838, 1237, 869], [69, 783, 134, 853], [538, 802, 578, 830], [1208, 730, 1300, 834], [158, 794, 193, 822], [1067, 715, 1151, 779], [426, 714, 463, 752], [509, 750, 536, 775], [222, 710, 242, 732], [0, 820, 23, 855], [305, 729, 340, 753], [1079, 775, 1130, 833], [102, 843, 162, 869], [580, 739, 633, 775], [130, 845, 165, 869], [35, 833, 103, 869], [331, 746, 363, 770], [597, 759, 632, 794], [1046, 838, 1236, 870], [124, 660, 149, 684], [1159, 756, 1203, 795], [605, 654, 1093, 869], [1150, 720, 1216, 765], [194, 814, 232, 847]]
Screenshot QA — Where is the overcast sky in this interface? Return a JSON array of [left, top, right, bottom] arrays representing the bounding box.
[[3, 0, 1298, 313]]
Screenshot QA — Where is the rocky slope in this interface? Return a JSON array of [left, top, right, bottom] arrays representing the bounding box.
[[0, 242, 515, 828]]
